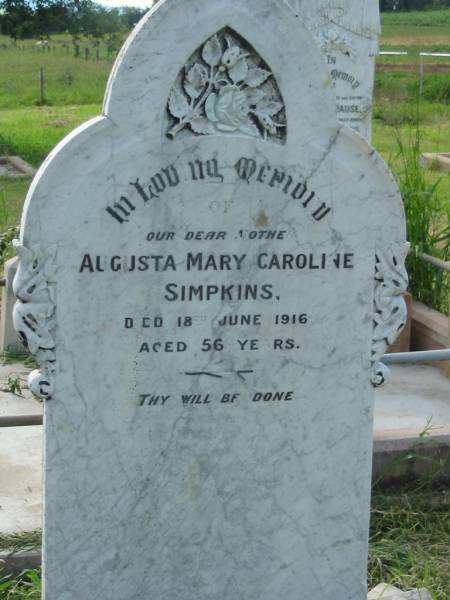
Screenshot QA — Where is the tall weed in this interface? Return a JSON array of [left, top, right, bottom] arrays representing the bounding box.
[[394, 124, 450, 314], [0, 570, 41, 599], [0, 184, 19, 270]]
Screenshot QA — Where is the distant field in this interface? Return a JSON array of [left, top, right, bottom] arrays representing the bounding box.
[[0, 8, 448, 226], [381, 9, 450, 27], [381, 8, 450, 48], [0, 47, 110, 108]]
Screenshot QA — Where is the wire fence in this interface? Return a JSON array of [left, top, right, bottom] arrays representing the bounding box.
[[379, 50, 450, 98]]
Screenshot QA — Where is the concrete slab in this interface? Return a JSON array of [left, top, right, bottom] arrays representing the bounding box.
[[0, 363, 42, 535], [0, 363, 449, 535], [0, 426, 42, 535], [375, 364, 450, 433], [0, 363, 43, 418]]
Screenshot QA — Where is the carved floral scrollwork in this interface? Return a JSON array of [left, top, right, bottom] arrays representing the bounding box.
[[12, 242, 57, 400], [166, 29, 287, 144], [371, 242, 410, 387]]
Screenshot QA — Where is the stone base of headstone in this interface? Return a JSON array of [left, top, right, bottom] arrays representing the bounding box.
[[0, 257, 22, 352], [368, 584, 432, 600]]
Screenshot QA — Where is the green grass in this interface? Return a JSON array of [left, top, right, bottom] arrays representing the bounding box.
[[381, 8, 450, 46], [0, 105, 100, 166], [0, 348, 37, 369], [0, 179, 26, 270], [375, 71, 450, 107], [0, 178, 32, 226], [0, 532, 41, 553], [0, 534, 41, 599], [0, 31, 127, 54], [372, 115, 450, 204], [369, 486, 450, 599], [0, 570, 41, 599], [381, 9, 450, 28], [0, 48, 110, 108], [382, 24, 450, 45]]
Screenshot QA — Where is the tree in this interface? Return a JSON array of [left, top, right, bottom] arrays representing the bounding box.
[[119, 6, 146, 29], [0, 0, 149, 41], [0, 0, 34, 40], [33, 0, 70, 37]]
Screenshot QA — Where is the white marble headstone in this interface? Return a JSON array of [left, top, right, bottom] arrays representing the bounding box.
[[14, 1, 407, 598], [286, 0, 380, 141]]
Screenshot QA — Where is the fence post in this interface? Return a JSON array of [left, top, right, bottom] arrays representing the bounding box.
[[39, 66, 45, 104], [74, 44, 80, 58], [96, 48, 100, 61], [447, 295, 450, 378], [419, 53, 424, 98], [85, 47, 89, 60]]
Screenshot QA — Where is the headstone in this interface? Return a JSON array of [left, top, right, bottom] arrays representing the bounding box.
[[13, 1, 408, 598], [0, 257, 21, 352], [285, 0, 380, 141]]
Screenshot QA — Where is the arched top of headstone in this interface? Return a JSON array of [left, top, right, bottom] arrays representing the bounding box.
[[103, 0, 337, 144]]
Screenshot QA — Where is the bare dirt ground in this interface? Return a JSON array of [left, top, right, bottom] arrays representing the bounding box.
[[382, 35, 450, 46]]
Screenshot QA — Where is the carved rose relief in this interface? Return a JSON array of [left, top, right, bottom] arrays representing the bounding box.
[[205, 85, 250, 132], [167, 29, 286, 143]]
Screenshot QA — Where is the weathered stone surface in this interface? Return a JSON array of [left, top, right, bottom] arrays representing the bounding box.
[[14, 1, 407, 599], [286, 0, 380, 141]]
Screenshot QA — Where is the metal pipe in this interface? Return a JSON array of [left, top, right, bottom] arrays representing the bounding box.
[[0, 414, 43, 427], [379, 51, 409, 56], [382, 349, 450, 365], [419, 252, 450, 274], [419, 52, 450, 58]]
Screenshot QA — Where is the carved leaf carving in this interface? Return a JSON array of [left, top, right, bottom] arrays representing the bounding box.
[[256, 100, 283, 116], [168, 88, 190, 119], [245, 67, 271, 88], [245, 88, 265, 106], [228, 57, 249, 83], [185, 63, 208, 99], [202, 34, 222, 66]]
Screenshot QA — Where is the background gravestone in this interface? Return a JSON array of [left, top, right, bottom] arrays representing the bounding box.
[[0, 257, 22, 352], [13, 1, 407, 598], [286, 0, 380, 141]]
